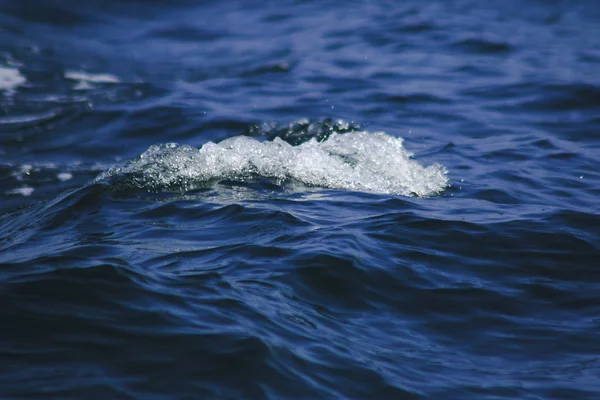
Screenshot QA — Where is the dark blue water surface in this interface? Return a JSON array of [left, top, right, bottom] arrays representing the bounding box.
[[1, 0, 600, 398]]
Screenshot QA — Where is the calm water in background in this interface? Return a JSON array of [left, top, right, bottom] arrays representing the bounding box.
[[1, 0, 600, 398]]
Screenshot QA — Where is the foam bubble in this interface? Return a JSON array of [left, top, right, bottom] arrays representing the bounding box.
[[0, 66, 26, 92], [97, 131, 448, 197]]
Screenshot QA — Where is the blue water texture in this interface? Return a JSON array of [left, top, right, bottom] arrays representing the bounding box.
[[1, 1, 599, 399]]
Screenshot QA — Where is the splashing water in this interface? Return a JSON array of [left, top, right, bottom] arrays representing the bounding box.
[[97, 129, 448, 197]]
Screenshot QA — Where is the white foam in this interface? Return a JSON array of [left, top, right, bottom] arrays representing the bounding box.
[[65, 70, 120, 84], [97, 131, 448, 197], [73, 81, 94, 91], [0, 66, 26, 91], [57, 172, 73, 182], [6, 187, 34, 196]]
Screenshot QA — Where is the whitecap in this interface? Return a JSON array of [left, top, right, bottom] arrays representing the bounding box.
[[0, 66, 26, 92], [57, 172, 73, 182], [6, 187, 34, 196], [97, 130, 449, 197], [65, 70, 120, 84]]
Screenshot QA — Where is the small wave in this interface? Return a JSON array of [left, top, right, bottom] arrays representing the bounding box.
[[453, 37, 514, 54], [0, 110, 63, 125], [96, 128, 448, 197]]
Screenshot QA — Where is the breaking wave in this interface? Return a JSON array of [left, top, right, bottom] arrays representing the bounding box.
[[96, 125, 448, 197]]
